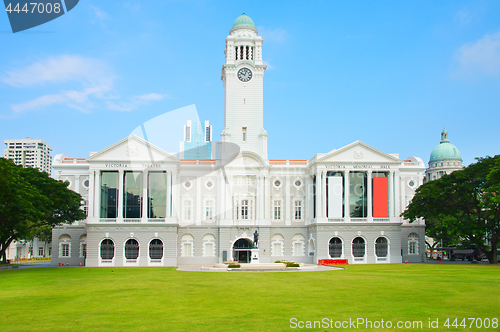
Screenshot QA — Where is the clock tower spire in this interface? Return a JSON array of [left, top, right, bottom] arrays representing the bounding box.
[[221, 13, 268, 160]]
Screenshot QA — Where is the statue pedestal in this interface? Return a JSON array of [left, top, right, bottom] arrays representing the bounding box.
[[250, 248, 259, 264]]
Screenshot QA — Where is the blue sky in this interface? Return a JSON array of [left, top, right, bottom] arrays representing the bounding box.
[[1, 1, 499, 167]]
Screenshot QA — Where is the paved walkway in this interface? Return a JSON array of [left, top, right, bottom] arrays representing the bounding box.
[[176, 264, 343, 272]]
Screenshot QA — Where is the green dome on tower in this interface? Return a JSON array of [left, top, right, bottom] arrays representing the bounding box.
[[429, 128, 462, 163], [230, 13, 257, 33]]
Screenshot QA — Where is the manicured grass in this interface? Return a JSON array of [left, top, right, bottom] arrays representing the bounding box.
[[0, 264, 499, 331]]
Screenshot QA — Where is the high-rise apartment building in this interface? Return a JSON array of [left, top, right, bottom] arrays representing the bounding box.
[[3, 138, 53, 174]]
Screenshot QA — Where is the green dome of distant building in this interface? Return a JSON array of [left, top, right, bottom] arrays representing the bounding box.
[[230, 13, 257, 33], [429, 128, 462, 163]]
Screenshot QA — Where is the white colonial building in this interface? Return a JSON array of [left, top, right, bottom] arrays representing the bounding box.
[[51, 13, 426, 267]]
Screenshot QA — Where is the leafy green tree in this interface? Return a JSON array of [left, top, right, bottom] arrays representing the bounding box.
[[0, 159, 86, 263], [403, 155, 500, 264], [424, 216, 459, 259]]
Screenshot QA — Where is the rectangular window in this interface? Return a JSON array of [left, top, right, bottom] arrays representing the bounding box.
[[148, 172, 167, 218], [409, 242, 416, 254], [124, 172, 143, 218], [242, 127, 247, 142], [205, 200, 213, 220], [241, 200, 249, 220], [38, 247, 44, 256], [100, 171, 118, 218], [182, 243, 192, 257], [294, 242, 302, 256], [82, 244, 87, 258], [61, 244, 69, 257], [82, 200, 88, 216], [273, 242, 282, 256], [349, 172, 367, 218], [185, 126, 191, 142], [184, 201, 192, 220], [274, 201, 281, 220], [294, 201, 302, 220], [205, 126, 211, 142], [204, 243, 214, 257]]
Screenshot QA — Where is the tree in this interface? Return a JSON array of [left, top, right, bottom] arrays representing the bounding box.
[[402, 155, 500, 264], [0, 159, 86, 263], [423, 216, 459, 259]]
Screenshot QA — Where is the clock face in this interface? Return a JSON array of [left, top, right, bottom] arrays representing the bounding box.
[[237, 67, 252, 82]]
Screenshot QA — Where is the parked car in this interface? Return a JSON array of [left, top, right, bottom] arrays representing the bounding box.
[[449, 246, 486, 261]]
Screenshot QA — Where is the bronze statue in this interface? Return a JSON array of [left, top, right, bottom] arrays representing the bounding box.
[[253, 230, 259, 247]]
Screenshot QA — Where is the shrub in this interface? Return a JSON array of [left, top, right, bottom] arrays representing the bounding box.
[[227, 264, 240, 268], [286, 262, 300, 268]]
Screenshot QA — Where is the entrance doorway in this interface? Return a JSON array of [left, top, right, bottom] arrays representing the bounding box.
[[233, 238, 253, 263]]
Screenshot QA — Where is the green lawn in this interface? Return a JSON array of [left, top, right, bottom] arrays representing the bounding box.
[[0, 264, 499, 331]]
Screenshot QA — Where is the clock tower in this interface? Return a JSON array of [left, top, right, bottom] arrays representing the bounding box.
[[221, 13, 268, 160]]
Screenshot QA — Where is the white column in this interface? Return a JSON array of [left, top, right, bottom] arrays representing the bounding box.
[[315, 170, 322, 219], [394, 171, 401, 218], [172, 172, 178, 219], [166, 171, 171, 217], [257, 176, 264, 220], [218, 169, 224, 223], [285, 175, 291, 225], [196, 177, 202, 225], [309, 175, 314, 220], [117, 170, 124, 221], [344, 170, 350, 222], [142, 171, 148, 222], [265, 176, 271, 220], [399, 173, 405, 219], [226, 175, 233, 221], [367, 170, 372, 220], [388, 171, 394, 218], [321, 170, 327, 219], [95, 170, 101, 219], [88, 170, 95, 219], [75, 175, 80, 194]]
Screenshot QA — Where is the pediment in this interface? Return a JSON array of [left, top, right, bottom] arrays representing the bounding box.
[[87, 135, 178, 163], [318, 141, 400, 164]]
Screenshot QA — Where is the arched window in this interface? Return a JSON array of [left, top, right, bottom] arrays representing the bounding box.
[[125, 239, 139, 259], [149, 239, 163, 260], [271, 234, 284, 256], [100, 239, 114, 260], [408, 233, 419, 255], [375, 237, 388, 257], [59, 234, 71, 258], [181, 234, 194, 257], [292, 234, 305, 256], [79, 234, 87, 258], [352, 237, 365, 258], [329, 237, 343, 258], [203, 234, 216, 257]]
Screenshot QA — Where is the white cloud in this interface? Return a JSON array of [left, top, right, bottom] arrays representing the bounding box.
[[105, 93, 168, 112], [257, 26, 288, 43], [136, 93, 167, 101], [263, 60, 274, 70], [2, 55, 112, 87], [454, 31, 500, 78], [3, 55, 166, 115], [90, 5, 107, 21], [454, 8, 473, 25], [106, 101, 133, 112], [11, 94, 67, 113]]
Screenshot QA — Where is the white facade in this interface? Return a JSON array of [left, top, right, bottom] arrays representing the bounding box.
[[3, 138, 53, 174], [51, 14, 426, 267]]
